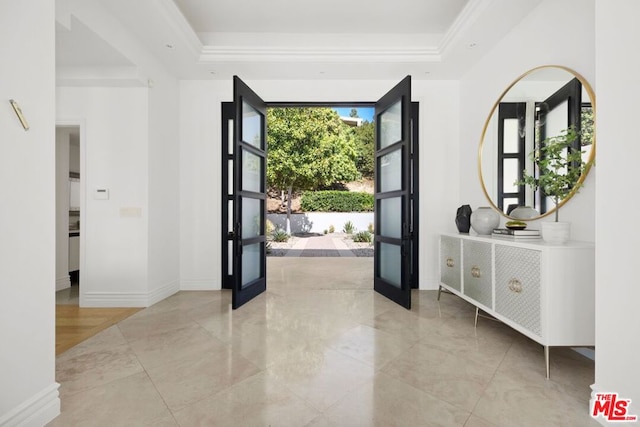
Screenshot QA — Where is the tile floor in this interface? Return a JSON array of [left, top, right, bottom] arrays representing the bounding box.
[[48, 258, 597, 426]]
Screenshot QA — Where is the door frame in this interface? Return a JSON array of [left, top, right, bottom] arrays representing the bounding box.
[[221, 101, 420, 292]]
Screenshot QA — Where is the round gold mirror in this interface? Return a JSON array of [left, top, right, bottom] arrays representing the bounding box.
[[479, 65, 596, 220]]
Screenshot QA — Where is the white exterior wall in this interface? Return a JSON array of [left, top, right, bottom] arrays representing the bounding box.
[[459, 0, 596, 242], [593, 0, 640, 422], [179, 79, 459, 290], [0, 1, 60, 425]]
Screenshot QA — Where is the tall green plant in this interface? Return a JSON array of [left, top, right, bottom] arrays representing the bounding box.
[[518, 126, 592, 222]]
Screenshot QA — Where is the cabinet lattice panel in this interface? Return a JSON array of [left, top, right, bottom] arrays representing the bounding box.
[[463, 240, 492, 308], [495, 245, 541, 336], [440, 236, 461, 291]]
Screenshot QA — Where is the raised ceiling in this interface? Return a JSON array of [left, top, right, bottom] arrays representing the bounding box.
[[56, 0, 542, 83]]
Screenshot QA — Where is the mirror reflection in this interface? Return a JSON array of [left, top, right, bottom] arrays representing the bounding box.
[[479, 65, 595, 220]]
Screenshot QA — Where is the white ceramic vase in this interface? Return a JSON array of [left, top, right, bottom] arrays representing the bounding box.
[[541, 222, 571, 244], [510, 206, 539, 219], [470, 207, 500, 235]]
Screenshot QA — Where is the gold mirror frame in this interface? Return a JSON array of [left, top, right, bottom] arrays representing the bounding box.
[[478, 65, 596, 220]]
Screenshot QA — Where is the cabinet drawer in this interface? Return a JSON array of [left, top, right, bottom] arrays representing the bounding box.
[[463, 240, 492, 308], [495, 245, 541, 336], [440, 236, 461, 291]]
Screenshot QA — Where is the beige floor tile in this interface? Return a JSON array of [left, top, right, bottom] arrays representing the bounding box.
[[382, 342, 497, 412], [323, 372, 470, 426], [52, 259, 596, 426], [328, 324, 415, 369], [128, 323, 227, 370], [463, 415, 499, 427], [267, 347, 375, 411], [47, 372, 171, 427], [144, 346, 260, 411], [471, 369, 599, 427], [117, 306, 199, 341], [172, 371, 320, 427], [56, 342, 144, 398]]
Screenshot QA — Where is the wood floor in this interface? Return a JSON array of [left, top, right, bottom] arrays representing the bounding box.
[[56, 305, 142, 355]]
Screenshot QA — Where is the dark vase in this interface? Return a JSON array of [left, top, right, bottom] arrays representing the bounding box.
[[455, 204, 472, 233]]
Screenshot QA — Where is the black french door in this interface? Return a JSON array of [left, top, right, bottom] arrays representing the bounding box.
[[230, 76, 268, 309], [374, 76, 413, 309]]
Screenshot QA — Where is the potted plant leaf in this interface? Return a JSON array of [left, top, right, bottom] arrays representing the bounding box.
[[518, 126, 593, 243]]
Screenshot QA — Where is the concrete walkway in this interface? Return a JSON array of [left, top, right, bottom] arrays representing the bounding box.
[[284, 234, 355, 257]]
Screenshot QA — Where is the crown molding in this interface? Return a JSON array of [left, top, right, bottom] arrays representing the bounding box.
[[439, 0, 490, 56], [156, 0, 203, 58], [200, 45, 441, 64]]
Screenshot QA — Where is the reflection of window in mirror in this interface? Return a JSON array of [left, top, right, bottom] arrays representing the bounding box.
[[497, 103, 526, 213]]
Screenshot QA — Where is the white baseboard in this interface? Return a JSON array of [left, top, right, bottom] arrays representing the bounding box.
[[180, 279, 220, 291], [148, 280, 180, 306], [80, 281, 180, 307], [0, 383, 60, 427], [55, 276, 71, 291]]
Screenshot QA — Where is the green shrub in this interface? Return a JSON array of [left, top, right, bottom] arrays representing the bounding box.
[[367, 222, 374, 234], [300, 191, 373, 212], [266, 219, 275, 236], [328, 224, 335, 233], [343, 220, 356, 234], [271, 229, 290, 242], [353, 231, 372, 243]]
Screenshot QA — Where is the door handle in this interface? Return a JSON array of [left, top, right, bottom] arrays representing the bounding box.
[[228, 231, 235, 238]]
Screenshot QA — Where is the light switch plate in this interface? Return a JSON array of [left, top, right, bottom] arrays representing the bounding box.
[[95, 189, 109, 200]]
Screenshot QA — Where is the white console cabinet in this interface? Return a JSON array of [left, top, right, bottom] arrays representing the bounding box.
[[439, 232, 595, 378]]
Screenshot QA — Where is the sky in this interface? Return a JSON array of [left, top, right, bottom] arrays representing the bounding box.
[[333, 107, 374, 123]]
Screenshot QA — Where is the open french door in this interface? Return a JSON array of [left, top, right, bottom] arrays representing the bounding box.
[[374, 76, 412, 309], [231, 76, 268, 309]]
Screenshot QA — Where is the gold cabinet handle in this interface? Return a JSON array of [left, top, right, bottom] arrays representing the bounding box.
[[471, 266, 481, 278], [446, 257, 454, 268], [508, 278, 523, 293]]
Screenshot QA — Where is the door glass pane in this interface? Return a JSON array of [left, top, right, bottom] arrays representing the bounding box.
[[228, 119, 234, 155], [228, 241, 234, 273], [380, 101, 402, 149], [242, 101, 262, 149], [380, 197, 401, 239], [379, 242, 401, 288], [242, 150, 262, 193], [228, 160, 234, 195], [242, 243, 262, 288], [228, 200, 233, 231], [242, 198, 262, 239], [503, 159, 519, 193], [503, 118, 520, 153], [379, 148, 401, 192]]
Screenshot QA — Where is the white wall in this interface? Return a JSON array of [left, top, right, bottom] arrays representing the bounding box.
[[56, 0, 181, 307], [179, 79, 459, 290], [593, 0, 640, 421], [459, 0, 596, 242], [57, 87, 151, 306], [0, 1, 60, 425], [56, 128, 71, 291], [147, 73, 181, 303]]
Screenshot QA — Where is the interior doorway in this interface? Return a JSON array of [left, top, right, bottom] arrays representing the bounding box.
[[220, 78, 420, 309], [55, 125, 81, 306]]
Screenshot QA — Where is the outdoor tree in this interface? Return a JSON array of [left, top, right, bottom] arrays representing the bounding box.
[[352, 120, 375, 178], [267, 107, 360, 231], [349, 108, 359, 118]]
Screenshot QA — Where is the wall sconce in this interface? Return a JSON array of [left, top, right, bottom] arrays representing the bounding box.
[[9, 99, 29, 130]]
